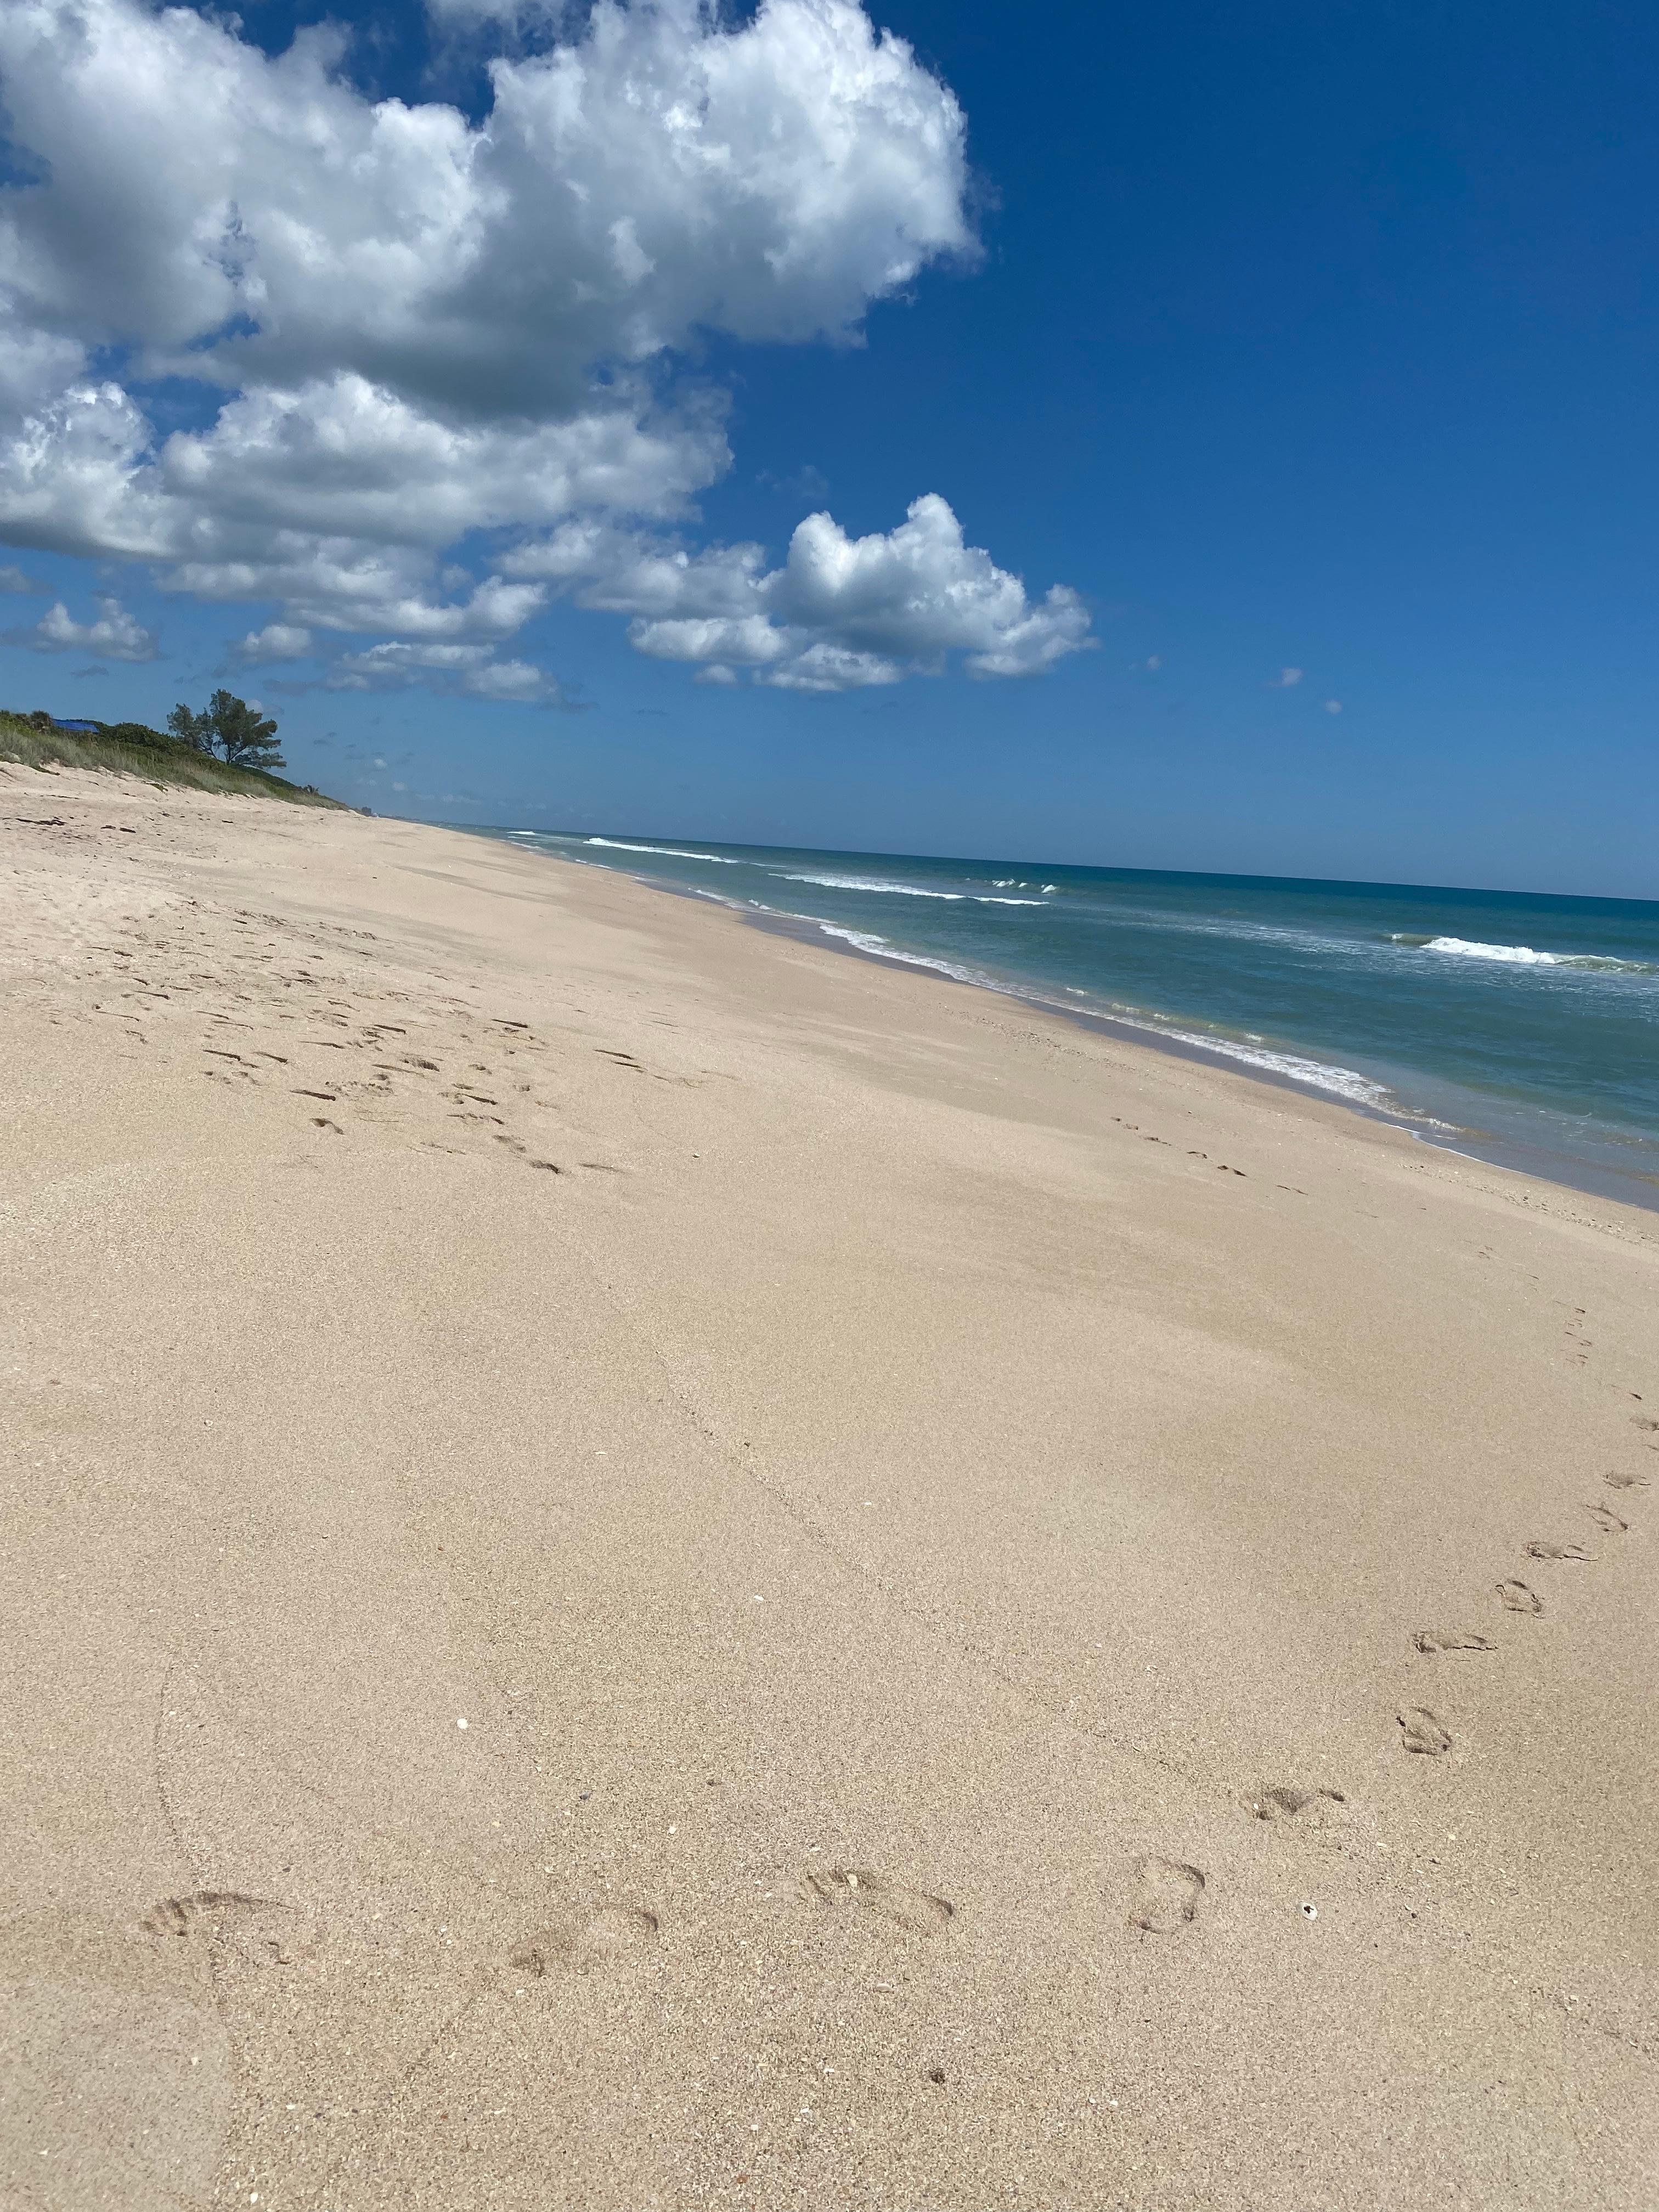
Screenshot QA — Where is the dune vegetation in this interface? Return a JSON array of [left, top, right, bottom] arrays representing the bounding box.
[[0, 705, 341, 806]]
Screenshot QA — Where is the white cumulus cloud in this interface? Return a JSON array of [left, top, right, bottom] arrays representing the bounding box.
[[506, 494, 1093, 689], [233, 623, 314, 664], [330, 639, 563, 704], [0, 0, 1089, 698], [16, 593, 156, 660], [0, 0, 969, 397]]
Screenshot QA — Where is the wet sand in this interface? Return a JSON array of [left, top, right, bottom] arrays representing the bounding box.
[[3, 766, 1657, 2211]]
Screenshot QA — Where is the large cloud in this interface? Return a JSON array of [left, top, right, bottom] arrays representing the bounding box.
[[0, 1, 1089, 696], [0, 0, 972, 402]]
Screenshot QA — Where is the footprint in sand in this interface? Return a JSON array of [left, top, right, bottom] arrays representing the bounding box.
[[509, 1904, 659, 1977], [1413, 1629, 1496, 1653], [1525, 1539, 1590, 1562], [1250, 1785, 1346, 1821], [799, 1867, 955, 1936], [1129, 1857, 1205, 1932], [1398, 1708, 1452, 1756], [138, 1892, 318, 1967], [1584, 1504, 1628, 1534], [1605, 1470, 1650, 1492], [1497, 1580, 1544, 1614]]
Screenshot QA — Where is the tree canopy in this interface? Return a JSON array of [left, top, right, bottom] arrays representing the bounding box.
[[166, 703, 214, 754], [168, 691, 284, 770]]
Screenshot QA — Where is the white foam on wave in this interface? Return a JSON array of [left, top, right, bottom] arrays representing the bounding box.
[[1418, 935, 1559, 965], [813, 922, 984, 984], [1101, 1013, 1397, 1108], [778, 872, 965, 898], [1394, 933, 1655, 973], [586, 836, 742, 862], [779, 871, 1050, 906]]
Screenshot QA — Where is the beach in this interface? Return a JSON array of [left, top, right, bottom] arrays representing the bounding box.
[[4, 767, 1657, 2211]]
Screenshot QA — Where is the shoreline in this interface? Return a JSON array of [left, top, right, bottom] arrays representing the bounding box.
[[509, 837, 1659, 1220]]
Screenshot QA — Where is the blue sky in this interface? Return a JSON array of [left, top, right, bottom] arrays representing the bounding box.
[[1, 0, 1655, 895]]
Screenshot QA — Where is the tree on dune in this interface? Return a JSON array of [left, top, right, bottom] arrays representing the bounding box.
[[206, 691, 284, 769], [166, 702, 215, 754]]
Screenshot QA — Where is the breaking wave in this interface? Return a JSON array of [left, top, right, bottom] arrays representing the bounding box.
[[586, 837, 742, 862], [814, 922, 984, 983], [780, 871, 1048, 906], [781, 872, 963, 896], [1393, 934, 1655, 974]]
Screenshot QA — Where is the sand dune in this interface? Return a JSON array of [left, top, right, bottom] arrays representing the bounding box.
[[3, 768, 1657, 2210]]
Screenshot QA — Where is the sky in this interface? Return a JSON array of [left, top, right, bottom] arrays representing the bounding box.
[[1, 0, 1656, 895]]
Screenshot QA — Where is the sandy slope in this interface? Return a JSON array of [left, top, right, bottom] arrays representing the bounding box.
[[3, 765, 1657, 2212]]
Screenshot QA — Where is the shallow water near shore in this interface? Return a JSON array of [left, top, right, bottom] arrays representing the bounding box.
[[480, 829, 1659, 1206]]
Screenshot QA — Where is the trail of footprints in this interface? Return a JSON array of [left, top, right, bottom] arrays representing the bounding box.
[[126, 1426, 1656, 1992], [122, 1425, 1656, 2192], [75, 900, 674, 1178], [1393, 1419, 1650, 1771], [93, 855, 1657, 2000]]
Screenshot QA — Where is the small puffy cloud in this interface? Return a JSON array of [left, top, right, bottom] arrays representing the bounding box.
[[332, 642, 501, 686], [1144, 653, 1162, 671], [462, 657, 560, 702], [233, 623, 313, 663], [18, 594, 156, 661], [1323, 698, 1342, 714], [510, 494, 1093, 690], [0, 563, 41, 592], [330, 639, 563, 704], [772, 496, 1090, 676], [693, 663, 740, 686], [1270, 667, 1303, 687]]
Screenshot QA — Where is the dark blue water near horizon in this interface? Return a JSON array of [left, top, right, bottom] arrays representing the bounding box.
[[476, 828, 1659, 1205]]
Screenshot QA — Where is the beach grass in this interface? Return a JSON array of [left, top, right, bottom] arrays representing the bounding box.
[[0, 711, 344, 806]]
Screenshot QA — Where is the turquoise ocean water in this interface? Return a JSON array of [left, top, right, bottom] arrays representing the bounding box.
[[481, 830, 1659, 1207]]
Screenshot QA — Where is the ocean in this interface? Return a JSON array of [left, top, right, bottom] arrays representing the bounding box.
[[479, 830, 1659, 1209]]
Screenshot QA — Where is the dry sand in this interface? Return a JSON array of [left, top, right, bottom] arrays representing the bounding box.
[[3, 765, 1657, 2212]]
